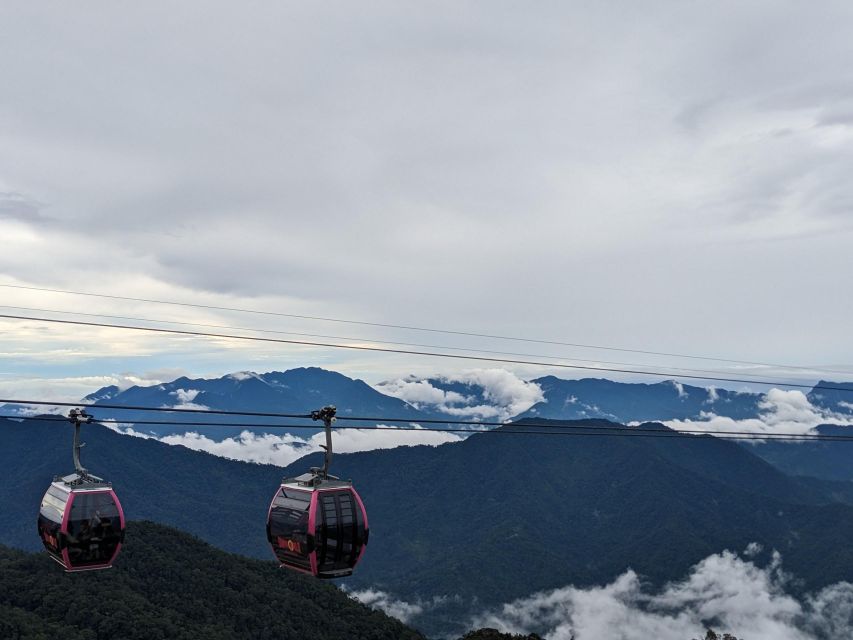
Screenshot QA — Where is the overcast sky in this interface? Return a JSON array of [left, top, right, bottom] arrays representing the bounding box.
[[1, 1, 852, 400]]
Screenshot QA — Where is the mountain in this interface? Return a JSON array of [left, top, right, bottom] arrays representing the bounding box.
[[72, 367, 432, 438], [808, 380, 853, 415], [745, 424, 853, 482], [0, 415, 293, 557], [313, 421, 853, 603], [0, 520, 423, 640], [7, 368, 853, 444], [383, 374, 853, 425], [4, 414, 853, 637], [521, 377, 765, 422]]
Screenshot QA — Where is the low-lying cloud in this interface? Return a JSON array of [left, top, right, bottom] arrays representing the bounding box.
[[164, 388, 209, 411], [665, 389, 853, 437], [377, 369, 544, 421], [471, 547, 853, 640], [0, 372, 184, 407], [348, 589, 425, 624], [110, 423, 463, 467], [347, 588, 459, 626]]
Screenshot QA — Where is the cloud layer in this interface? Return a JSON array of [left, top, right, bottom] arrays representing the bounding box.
[[376, 369, 544, 421], [471, 548, 853, 640], [347, 589, 425, 625], [665, 389, 852, 436], [112, 423, 463, 467], [1, 2, 853, 386]]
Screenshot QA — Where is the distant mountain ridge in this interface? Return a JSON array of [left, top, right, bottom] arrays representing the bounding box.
[[522, 376, 764, 422], [79, 367, 432, 438], [6, 368, 849, 435], [808, 380, 853, 414], [378, 373, 853, 424]]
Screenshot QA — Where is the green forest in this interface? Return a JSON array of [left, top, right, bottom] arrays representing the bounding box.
[[0, 521, 423, 640]]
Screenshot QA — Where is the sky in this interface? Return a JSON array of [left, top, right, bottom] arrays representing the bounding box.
[[1, 1, 853, 402]]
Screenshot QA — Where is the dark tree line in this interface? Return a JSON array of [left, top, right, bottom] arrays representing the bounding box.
[[0, 521, 423, 640]]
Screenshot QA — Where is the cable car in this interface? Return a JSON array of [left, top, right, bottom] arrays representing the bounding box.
[[266, 406, 369, 578], [37, 409, 126, 572]]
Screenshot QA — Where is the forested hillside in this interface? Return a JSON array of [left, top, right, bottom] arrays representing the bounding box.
[[746, 424, 853, 482], [0, 521, 423, 640]]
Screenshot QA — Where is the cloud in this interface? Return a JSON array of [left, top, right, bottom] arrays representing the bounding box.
[[346, 588, 459, 625], [471, 548, 853, 640], [377, 378, 470, 407], [348, 589, 425, 624], [109, 423, 463, 466], [164, 387, 208, 410], [1, 2, 852, 385], [0, 191, 43, 222], [377, 369, 544, 421], [671, 380, 687, 398], [228, 371, 262, 382], [0, 372, 183, 407], [665, 389, 853, 437]]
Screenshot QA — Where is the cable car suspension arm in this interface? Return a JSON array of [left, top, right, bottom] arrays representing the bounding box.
[[311, 406, 337, 479], [68, 408, 94, 482]]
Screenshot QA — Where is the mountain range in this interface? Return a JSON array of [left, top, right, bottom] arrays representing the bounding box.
[[3, 412, 853, 637], [5, 366, 851, 483], [82, 369, 853, 426], [77, 367, 432, 438], [6, 367, 851, 433]]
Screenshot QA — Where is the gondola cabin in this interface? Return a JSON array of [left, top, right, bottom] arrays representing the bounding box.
[[37, 476, 126, 572], [267, 474, 368, 579]]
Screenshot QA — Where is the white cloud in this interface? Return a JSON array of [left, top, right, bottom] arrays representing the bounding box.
[[467, 369, 546, 417], [377, 378, 470, 407], [4, 404, 65, 417], [665, 388, 853, 437], [0, 2, 853, 386], [228, 371, 264, 382], [164, 388, 209, 411], [346, 588, 459, 625], [472, 549, 853, 640], [348, 589, 425, 624], [109, 423, 463, 466], [172, 388, 199, 403], [377, 369, 544, 422], [0, 372, 179, 407], [671, 380, 687, 398]]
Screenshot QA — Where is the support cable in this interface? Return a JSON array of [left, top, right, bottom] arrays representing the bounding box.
[[0, 304, 812, 383], [2, 283, 850, 376], [2, 411, 852, 443], [2, 314, 853, 393]]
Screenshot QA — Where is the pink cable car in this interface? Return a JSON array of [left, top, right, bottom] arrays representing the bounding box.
[[266, 406, 369, 578], [37, 409, 126, 572]]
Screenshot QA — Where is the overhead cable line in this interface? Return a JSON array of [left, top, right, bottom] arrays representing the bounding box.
[[0, 304, 818, 384], [0, 396, 314, 420], [0, 416, 853, 442], [33, 418, 853, 441], [2, 313, 853, 394], [0, 400, 853, 440], [2, 403, 851, 439], [3, 283, 850, 376]]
